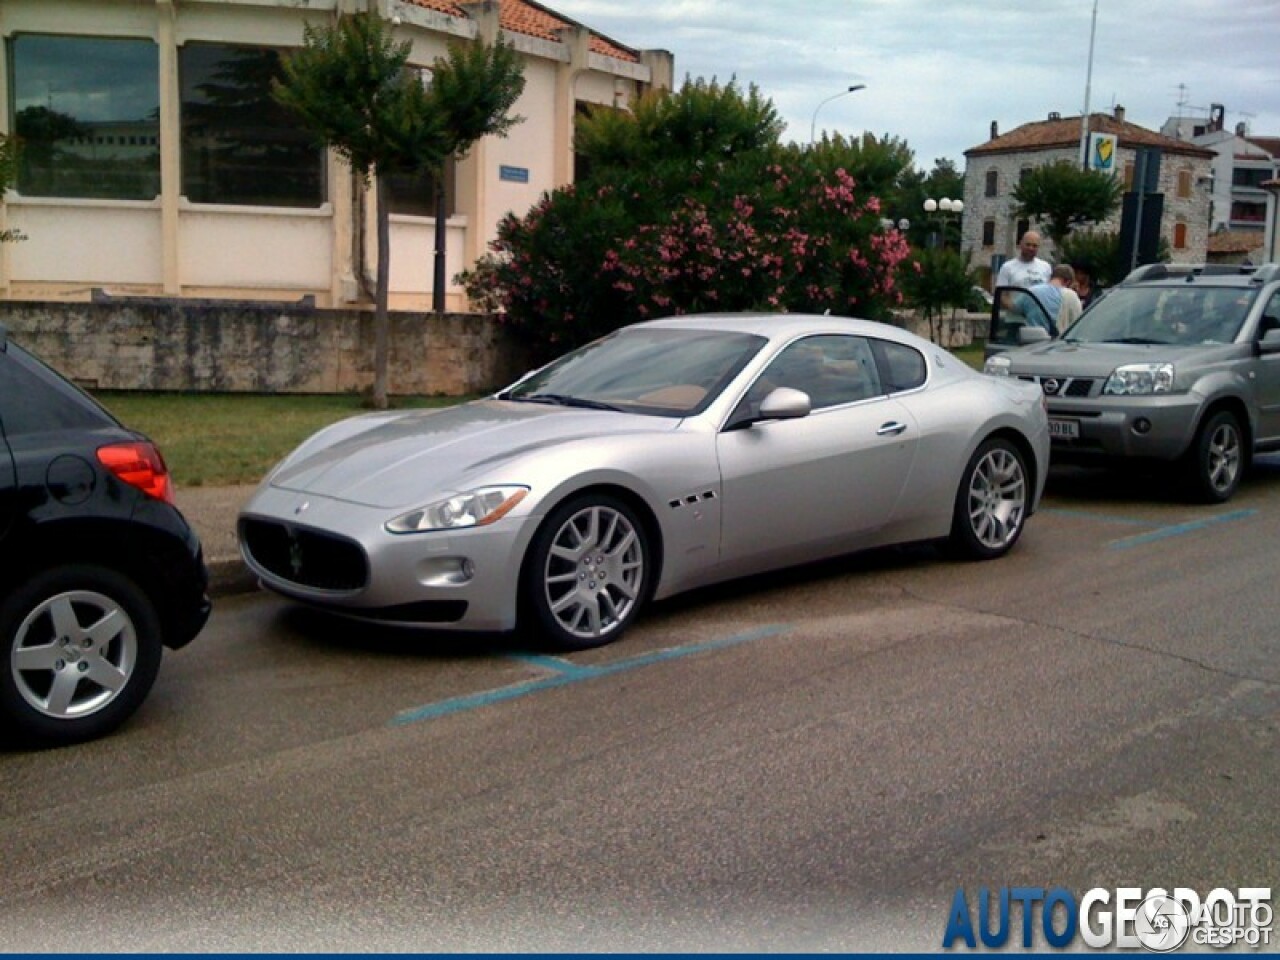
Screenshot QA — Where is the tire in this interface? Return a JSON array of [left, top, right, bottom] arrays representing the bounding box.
[[0, 565, 163, 747], [522, 494, 652, 650], [948, 437, 1029, 560], [1183, 409, 1243, 504]]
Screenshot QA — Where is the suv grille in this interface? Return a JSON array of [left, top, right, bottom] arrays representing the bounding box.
[[1018, 374, 1096, 398], [240, 518, 369, 592]]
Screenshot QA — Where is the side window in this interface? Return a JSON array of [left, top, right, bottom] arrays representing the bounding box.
[[737, 334, 883, 418], [0, 347, 108, 437], [870, 340, 927, 393]]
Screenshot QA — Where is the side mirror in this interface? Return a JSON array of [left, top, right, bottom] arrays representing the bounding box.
[[1018, 326, 1051, 345], [758, 386, 811, 421], [1257, 327, 1280, 355]]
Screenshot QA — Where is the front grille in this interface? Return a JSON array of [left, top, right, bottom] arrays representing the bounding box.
[[1019, 374, 1096, 397], [239, 517, 369, 592]]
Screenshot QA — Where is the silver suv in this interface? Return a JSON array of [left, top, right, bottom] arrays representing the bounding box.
[[984, 263, 1280, 503]]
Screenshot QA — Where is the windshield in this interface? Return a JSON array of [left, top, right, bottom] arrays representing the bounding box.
[[503, 327, 768, 417], [1063, 285, 1257, 346]]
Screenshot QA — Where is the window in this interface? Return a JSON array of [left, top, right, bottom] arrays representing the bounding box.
[[9, 34, 160, 200], [870, 339, 927, 392], [1177, 169, 1192, 198], [1018, 166, 1032, 184], [1124, 162, 1134, 190], [1233, 167, 1272, 189], [1016, 218, 1030, 243], [180, 43, 324, 207], [387, 158, 456, 218], [739, 335, 883, 417], [0, 345, 107, 436], [985, 170, 998, 197], [1173, 220, 1188, 249], [1230, 201, 1267, 224], [982, 219, 996, 247]]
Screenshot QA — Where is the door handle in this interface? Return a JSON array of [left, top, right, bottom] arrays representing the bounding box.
[[877, 421, 908, 436]]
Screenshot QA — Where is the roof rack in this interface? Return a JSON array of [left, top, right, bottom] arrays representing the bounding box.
[[1122, 262, 1275, 284]]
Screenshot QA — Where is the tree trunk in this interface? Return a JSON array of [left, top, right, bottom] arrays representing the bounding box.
[[372, 174, 391, 411], [432, 177, 447, 315]]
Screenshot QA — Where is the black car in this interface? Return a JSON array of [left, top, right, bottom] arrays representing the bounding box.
[[0, 326, 210, 746]]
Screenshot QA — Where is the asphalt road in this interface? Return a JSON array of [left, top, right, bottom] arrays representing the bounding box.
[[3, 462, 1279, 952]]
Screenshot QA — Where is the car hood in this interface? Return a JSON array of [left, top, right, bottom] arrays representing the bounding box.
[[268, 399, 677, 508], [1003, 339, 1233, 377]]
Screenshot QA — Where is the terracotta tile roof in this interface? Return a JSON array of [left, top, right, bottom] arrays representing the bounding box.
[[1207, 231, 1264, 254], [405, 0, 640, 62], [966, 112, 1214, 159], [1245, 136, 1280, 159]]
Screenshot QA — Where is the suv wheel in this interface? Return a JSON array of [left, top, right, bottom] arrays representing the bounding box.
[[1183, 409, 1243, 503], [0, 565, 163, 746]]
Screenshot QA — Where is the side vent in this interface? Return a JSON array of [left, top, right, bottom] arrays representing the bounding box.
[[669, 490, 717, 510]]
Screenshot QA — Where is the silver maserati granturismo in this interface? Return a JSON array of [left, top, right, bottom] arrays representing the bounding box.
[[238, 314, 1049, 649]]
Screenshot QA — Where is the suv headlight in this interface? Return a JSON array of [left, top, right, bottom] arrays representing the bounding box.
[[984, 354, 1012, 377], [386, 485, 529, 534], [1102, 362, 1175, 396]]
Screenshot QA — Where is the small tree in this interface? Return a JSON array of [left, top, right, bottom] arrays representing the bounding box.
[[275, 14, 523, 408], [901, 247, 975, 344], [424, 39, 525, 313], [1013, 161, 1122, 249]]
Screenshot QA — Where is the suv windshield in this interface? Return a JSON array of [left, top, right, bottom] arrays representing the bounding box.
[[1063, 285, 1258, 346], [504, 327, 767, 417]]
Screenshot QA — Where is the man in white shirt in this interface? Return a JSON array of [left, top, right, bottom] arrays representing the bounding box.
[[995, 230, 1052, 290]]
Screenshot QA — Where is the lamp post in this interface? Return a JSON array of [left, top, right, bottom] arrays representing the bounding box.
[[923, 197, 964, 249], [809, 84, 866, 144]]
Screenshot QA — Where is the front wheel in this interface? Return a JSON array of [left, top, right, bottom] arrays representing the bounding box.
[[948, 437, 1029, 560], [522, 495, 652, 650], [1183, 409, 1243, 503], [0, 565, 163, 747]]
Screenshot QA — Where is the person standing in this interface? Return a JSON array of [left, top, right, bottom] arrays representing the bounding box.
[[1020, 264, 1081, 336], [995, 230, 1052, 290]]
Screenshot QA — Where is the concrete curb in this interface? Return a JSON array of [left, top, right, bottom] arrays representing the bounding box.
[[207, 556, 259, 599]]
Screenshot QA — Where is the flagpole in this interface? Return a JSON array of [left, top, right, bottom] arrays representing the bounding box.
[[1079, 0, 1099, 169]]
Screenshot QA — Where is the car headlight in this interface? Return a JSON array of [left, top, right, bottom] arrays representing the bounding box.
[[984, 355, 1012, 377], [1102, 363, 1175, 396], [386, 485, 529, 534]]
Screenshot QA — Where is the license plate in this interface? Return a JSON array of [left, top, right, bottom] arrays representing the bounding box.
[[1048, 418, 1080, 439]]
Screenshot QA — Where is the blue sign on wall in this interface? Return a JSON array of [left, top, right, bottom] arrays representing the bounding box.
[[499, 165, 530, 183]]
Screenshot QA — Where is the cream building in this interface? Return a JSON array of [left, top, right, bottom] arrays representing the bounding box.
[[0, 0, 673, 309]]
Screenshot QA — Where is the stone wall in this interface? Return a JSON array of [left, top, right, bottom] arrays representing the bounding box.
[[0, 298, 535, 396]]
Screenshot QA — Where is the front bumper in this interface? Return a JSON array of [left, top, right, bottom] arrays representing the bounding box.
[[1041, 391, 1203, 462], [238, 485, 537, 632]]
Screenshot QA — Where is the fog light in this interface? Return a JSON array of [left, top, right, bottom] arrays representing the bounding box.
[[1133, 417, 1152, 435], [417, 557, 475, 586]]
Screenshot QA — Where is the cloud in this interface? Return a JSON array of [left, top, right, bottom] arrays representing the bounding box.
[[552, 0, 1280, 170]]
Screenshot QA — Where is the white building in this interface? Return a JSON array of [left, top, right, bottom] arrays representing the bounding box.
[[0, 0, 673, 309]]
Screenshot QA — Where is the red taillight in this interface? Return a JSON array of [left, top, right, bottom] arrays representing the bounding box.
[[96, 441, 175, 504]]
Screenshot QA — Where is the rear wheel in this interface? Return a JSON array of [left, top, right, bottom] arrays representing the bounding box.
[[0, 565, 163, 747], [1183, 409, 1243, 503], [522, 495, 651, 650], [948, 437, 1029, 560]]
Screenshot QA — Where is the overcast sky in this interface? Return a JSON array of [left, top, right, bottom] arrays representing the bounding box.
[[552, 0, 1280, 173]]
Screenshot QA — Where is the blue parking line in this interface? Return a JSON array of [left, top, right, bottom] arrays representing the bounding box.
[[1042, 507, 1152, 527], [390, 624, 791, 727], [1107, 508, 1256, 550]]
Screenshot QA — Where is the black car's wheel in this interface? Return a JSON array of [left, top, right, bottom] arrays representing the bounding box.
[[0, 565, 163, 747], [948, 437, 1029, 560], [523, 494, 651, 650], [1183, 409, 1243, 503]]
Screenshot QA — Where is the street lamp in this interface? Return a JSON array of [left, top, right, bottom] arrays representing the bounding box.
[[809, 84, 867, 144], [923, 196, 964, 248]]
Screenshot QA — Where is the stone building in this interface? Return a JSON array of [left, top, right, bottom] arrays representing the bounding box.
[[0, 0, 672, 310], [961, 106, 1215, 286]]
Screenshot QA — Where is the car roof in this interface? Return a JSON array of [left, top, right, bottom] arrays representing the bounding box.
[[633, 311, 917, 342], [1119, 262, 1279, 288]]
